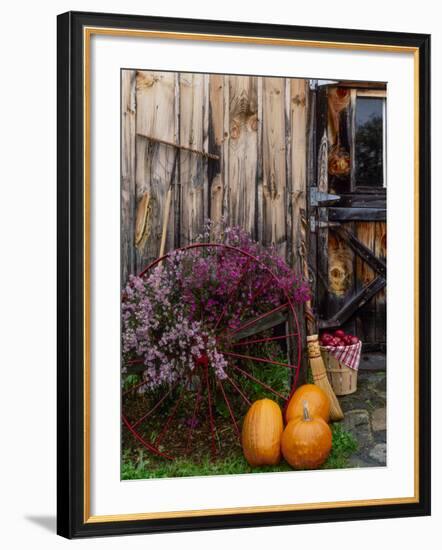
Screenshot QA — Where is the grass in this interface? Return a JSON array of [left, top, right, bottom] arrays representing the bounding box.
[[121, 422, 358, 480]]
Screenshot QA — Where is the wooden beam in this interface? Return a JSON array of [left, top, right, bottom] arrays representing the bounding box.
[[334, 193, 386, 209], [121, 70, 136, 285], [328, 207, 386, 221], [318, 275, 386, 329], [136, 132, 220, 160], [232, 311, 288, 341], [333, 225, 387, 277]]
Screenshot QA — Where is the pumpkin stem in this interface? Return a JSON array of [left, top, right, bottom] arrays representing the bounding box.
[[302, 400, 311, 422]]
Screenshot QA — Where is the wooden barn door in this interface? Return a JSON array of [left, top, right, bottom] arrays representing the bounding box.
[[308, 82, 387, 353]]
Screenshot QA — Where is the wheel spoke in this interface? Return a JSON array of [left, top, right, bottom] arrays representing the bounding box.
[[122, 415, 173, 460], [224, 373, 251, 406], [204, 365, 217, 458], [232, 332, 299, 348], [130, 380, 180, 429], [125, 358, 143, 365], [230, 302, 289, 336], [186, 376, 203, 454], [218, 379, 240, 439], [247, 274, 274, 307], [223, 351, 295, 370], [122, 375, 148, 397], [154, 381, 189, 447], [229, 363, 287, 401]]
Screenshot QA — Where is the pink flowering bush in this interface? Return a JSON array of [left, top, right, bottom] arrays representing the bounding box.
[[122, 222, 310, 392]]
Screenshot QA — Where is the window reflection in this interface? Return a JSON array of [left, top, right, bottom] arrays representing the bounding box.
[[355, 97, 385, 187]]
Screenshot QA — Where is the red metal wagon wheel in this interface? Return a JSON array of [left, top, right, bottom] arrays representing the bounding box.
[[122, 243, 302, 462]]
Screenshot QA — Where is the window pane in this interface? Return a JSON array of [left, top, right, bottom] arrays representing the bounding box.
[[355, 97, 384, 187]]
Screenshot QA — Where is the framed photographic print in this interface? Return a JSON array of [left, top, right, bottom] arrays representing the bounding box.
[[57, 11, 431, 538]]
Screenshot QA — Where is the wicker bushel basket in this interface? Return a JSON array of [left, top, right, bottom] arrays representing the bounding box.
[[320, 346, 360, 396]]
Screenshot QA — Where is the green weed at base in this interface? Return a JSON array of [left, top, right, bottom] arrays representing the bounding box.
[[323, 423, 358, 469]]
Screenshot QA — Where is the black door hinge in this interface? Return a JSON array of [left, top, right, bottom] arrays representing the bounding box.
[[310, 217, 340, 233], [309, 186, 341, 206]]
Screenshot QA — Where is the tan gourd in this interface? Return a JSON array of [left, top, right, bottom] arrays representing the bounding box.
[[242, 398, 283, 466]]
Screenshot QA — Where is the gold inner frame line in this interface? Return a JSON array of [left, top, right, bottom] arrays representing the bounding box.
[[82, 26, 420, 524]]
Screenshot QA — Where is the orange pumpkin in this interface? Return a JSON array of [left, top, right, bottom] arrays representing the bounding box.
[[281, 401, 332, 469], [242, 398, 283, 466], [285, 384, 330, 423]]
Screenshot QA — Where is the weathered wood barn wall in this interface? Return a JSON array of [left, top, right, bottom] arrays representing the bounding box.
[[121, 70, 387, 350], [122, 69, 308, 281]]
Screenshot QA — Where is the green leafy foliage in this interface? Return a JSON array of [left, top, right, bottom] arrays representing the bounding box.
[[323, 423, 358, 469], [122, 373, 140, 391], [236, 340, 292, 405]]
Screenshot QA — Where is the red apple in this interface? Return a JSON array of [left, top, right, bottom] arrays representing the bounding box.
[[349, 336, 359, 345], [322, 332, 333, 341], [334, 329, 345, 339], [343, 335, 353, 345]]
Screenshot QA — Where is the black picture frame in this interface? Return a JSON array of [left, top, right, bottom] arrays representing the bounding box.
[[57, 10, 431, 539]]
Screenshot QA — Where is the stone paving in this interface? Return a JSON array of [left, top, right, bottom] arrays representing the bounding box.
[[338, 367, 387, 468]]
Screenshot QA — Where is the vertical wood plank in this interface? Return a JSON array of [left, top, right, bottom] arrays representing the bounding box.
[[355, 221, 376, 343], [262, 77, 287, 256], [316, 86, 330, 323], [290, 79, 308, 269], [375, 221, 387, 344], [222, 75, 230, 226], [285, 78, 293, 265], [135, 71, 177, 269], [173, 73, 181, 248], [306, 84, 318, 313], [256, 77, 264, 243], [202, 74, 210, 231], [180, 73, 207, 244], [227, 75, 258, 237], [328, 226, 355, 333], [208, 74, 224, 226], [347, 90, 358, 336], [290, 78, 308, 381], [121, 70, 136, 286], [349, 89, 357, 192]]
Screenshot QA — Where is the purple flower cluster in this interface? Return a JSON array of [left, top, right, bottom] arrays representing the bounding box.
[[122, 222, 310, 391], [122, 257, 228, 392]]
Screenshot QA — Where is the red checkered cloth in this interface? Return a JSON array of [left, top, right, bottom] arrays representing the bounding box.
[[320, 341, 362, 371]]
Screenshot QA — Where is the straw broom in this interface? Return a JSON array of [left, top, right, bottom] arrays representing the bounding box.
[[302, 246, 344, 422]]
